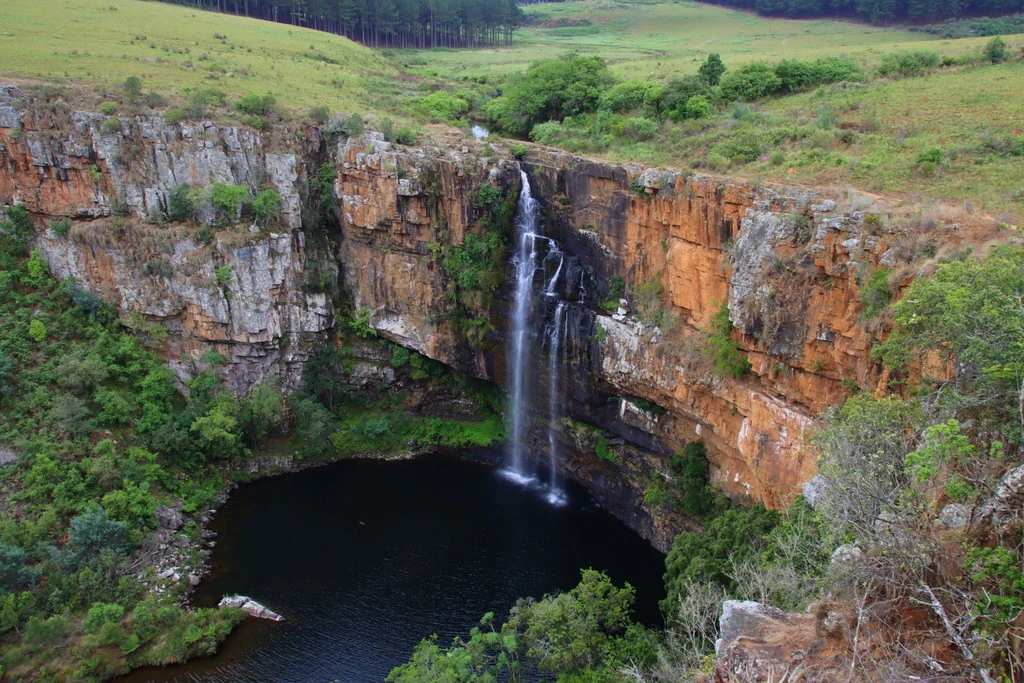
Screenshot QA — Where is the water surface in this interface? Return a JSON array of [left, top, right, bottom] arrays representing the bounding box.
[[125, 452, 665, 682]]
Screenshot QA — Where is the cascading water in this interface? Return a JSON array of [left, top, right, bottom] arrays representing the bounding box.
[[545, 301, 566, 504], [505, 169, 568, 502]]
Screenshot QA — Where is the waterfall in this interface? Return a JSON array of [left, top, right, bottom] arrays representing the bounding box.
[[505, 169, 567, 503], [546, 301, 566, 503]]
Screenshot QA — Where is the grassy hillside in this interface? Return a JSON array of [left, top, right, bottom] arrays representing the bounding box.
[[0, 0, 403, 115], [396, 0, 953, 80]]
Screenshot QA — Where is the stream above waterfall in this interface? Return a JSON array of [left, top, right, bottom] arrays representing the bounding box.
[[121, 451, 666, 682]]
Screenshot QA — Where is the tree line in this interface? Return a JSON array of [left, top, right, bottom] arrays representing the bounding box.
[[695, 0, 1023, 24], [154, 0, 523, 48]]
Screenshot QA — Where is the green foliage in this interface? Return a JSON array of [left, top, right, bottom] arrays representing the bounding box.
[[1, 204, 34, 255], [167, 183, 194, 223], [594, 437, 618, 463], [235, 93, 276, 116], [982, 36, 1010, 63], [670, 442, 716, 517], [50, 217, 71, 238], [858, 267, 892, 319], [416, 91, 469, 121], [102, 117, 121, 134], [443, 230, 507, 293], [682, 95, 714, 120], [602, 275, 626, 311], [965, 546, 1024, 622], [164, 108, 186, 125], [661, 505, 779, 624], [873, 247, 1024, 438], [122, 75, 142, 100], [209, 182, 249, 224], [308, 105, 331, 124], [213, 264, 233, 288], [348, 307, 377, 339], [484, 53, 613, 137], [388, 570, 652, 681], [0, 544, 39, 592], [877, 50, 941, 77], [719, 62, 783, 102], [698, 53, 726, 86], [28, 318, 47, 344], [706, 305, 751, 378], [252, 188, 282, 225], [99, 101, 118, 115], [600, 80, 663, 115], [66, 508, 133, 568], [663, 75, 712, 121]]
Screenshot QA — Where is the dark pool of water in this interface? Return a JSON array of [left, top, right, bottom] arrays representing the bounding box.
[[123, 452, 666, 682]]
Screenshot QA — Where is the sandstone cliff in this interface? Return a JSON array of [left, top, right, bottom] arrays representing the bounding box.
[[1, 85, 921, 546]]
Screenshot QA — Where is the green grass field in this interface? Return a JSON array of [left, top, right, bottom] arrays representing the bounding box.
[[0, 0, 404, 115], [396, 0, 961, 80]]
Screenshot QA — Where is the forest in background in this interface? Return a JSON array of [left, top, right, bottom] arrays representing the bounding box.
[[154, 0, 524, 47]]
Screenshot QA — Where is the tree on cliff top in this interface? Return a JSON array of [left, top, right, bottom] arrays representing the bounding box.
[[483, 53, 614, 137]]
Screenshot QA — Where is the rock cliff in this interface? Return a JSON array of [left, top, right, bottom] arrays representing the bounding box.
[[1, 85, 912, 545]]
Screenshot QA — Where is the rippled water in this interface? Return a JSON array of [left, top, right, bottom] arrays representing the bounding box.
[[122, 452, 665, 682]]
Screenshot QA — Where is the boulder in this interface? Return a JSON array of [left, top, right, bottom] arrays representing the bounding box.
[[219, 595, 284, 621]]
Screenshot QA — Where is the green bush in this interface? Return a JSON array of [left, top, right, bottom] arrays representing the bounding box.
[[209, 182, 248, 223], [982, 36, 1009, 63], [859, 267, 892, 319], [101, 118, 121, 134], [164, 108, 186, 125], [98, 101, 117, 115], [483, 53, 613, 137], [682, 95, 715, 119], [308, 105, 331, 124], [719, 62, 783, 102], [147, 91, 168, 108], [698, 53, 727, 86], [599, 80, 663, 114], [348, 307, 377, 339], [877, 50, 941, 77], [235, 93, 276, 117], [774, 57, 864, 93], [706, 305, 751, 378], [621, 117, 659, 141], [663, 75, 712, 121], [416, 91, 469, 121], [252, 188, 283, 225], [167, 183, 193, 222]]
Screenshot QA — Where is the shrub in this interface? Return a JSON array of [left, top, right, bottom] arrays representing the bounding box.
[[252, 188, 283, 225], [600, 80, 663, 114], [416, 91, 469, 121], [28, 318, 47, 344], [122, 76, 142, 101], [0, 544, 39, 592], [98, 101, 117, 115], [164, 108, 186, 125], [621, 117, 658, 141], [719, 62, 783, 102], [877, 50, 941, 77], [235, 93, 276, 117], [101, 118, 121, 134], [663, 75, 712, 121], [698, 53, 726, 86], [774, 57, 864, 93], [308, 105, 331, 124], [483, 53, 612, 137], [167, 183, 194, 222], [348, 307, 377, 339], [682, 95, 714, 119], [66, 507, 133, 567], [213, 264, 233, 288], [982, 36, 1009, 63], [146, 91, 168, 108], [859, 267, 892, 319], [705, 305, 751, 378], [50, 217, 71, 238], [209, 182, 249, 223]]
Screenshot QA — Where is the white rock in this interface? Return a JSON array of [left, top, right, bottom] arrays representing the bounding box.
[[219, 595, 284, 621]]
